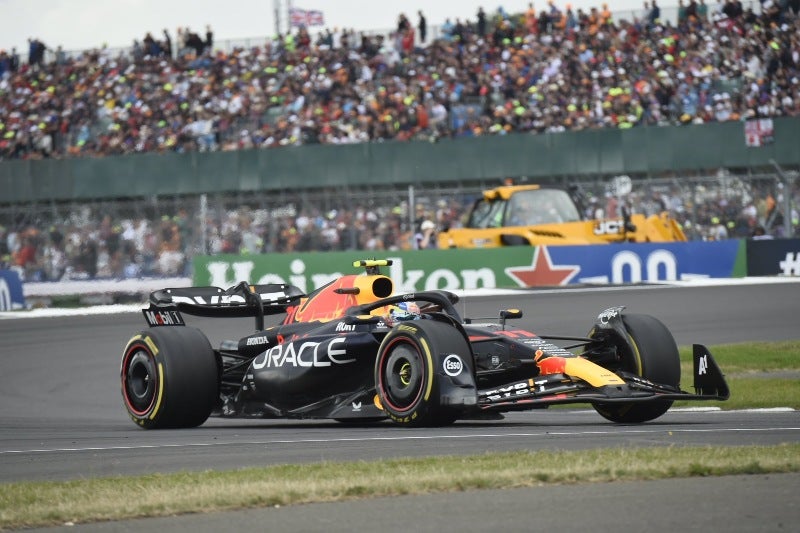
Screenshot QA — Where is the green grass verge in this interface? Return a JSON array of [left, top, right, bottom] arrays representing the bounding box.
[[680, 340, 800, 373], [1, 445, 798, 530], [1, 340, 798, 529], [676, 340, 800, 409]]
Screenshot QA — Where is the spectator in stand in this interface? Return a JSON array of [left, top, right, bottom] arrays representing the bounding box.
[[205, 25, 214, 54], [27, 38, 46, 67], [697, 0, 709, 21], [476, 7, 487, 37], [2, 2, 798, 163], [640, 1, 651, 22], [5, 47, 20, 74], [414, 220, 437, 249], [751, 225, 773, 239], [685, 0, 699, 21], [13, 230, 39, 279], [648, 0, 661, 27], [417, 11, 427, 44], [142, 32, 161, 57], [161, 28, 173, 58], [523, 3, 535, 34], [179, 27, 206, 57]]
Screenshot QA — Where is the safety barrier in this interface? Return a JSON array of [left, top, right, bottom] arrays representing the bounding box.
[[192, 240, 750, 292], [2, 117, 799, 204], [14, 238, 799, 309]]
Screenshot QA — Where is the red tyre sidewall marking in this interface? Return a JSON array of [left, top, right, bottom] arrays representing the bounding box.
[[121, 342, 157, 416]]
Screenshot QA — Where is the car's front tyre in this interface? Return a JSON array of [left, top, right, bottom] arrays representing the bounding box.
[[375, 320, 468, 427], [594, 313, 681, 423]]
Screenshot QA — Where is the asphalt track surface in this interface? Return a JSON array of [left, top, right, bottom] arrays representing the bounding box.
[[1, 281, 799, 531]]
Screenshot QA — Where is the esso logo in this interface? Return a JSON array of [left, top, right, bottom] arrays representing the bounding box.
[[443, 355, 463, 377]]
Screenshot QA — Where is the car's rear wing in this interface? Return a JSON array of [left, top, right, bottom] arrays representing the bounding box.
[[143, 281, 306, 330]]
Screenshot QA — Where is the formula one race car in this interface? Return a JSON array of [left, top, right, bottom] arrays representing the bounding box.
[[121, 260, 729, 429]]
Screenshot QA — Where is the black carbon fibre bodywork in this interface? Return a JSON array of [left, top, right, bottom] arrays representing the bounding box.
[[124, 262, 728, 428]]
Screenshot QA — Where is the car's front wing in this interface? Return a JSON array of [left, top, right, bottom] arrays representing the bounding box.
[[476, 344, 729, 411]]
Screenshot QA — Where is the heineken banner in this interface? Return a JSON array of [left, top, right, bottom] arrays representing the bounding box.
[[193, 240, 746, 291]]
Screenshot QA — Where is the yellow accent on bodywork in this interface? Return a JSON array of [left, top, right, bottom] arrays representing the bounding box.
[[564, 357, 625, 387], [353, 274, 394, 303], [353, 259, 390, 268], [149, 362, 165, 420]]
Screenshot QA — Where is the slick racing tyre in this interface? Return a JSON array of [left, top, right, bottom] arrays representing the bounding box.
[[375, 320, 468, 427], [121, 327, 219, 429], [594, 314, 681, 424]]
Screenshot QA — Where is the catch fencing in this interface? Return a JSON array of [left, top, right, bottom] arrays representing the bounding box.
[[2, 168, 796, 260]]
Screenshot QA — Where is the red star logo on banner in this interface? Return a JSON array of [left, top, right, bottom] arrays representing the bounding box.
[[505, 247, 580, 287]]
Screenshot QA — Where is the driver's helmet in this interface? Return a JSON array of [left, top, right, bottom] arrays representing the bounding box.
[[387, 301, 421, 322]]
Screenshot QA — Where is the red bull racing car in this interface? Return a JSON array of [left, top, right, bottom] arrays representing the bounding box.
[[121, 260, 729, 429]]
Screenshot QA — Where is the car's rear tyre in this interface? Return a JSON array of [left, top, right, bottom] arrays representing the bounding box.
[[375, 320, 467, 427], [594, 314, 681, 423], [121, 327, 219, 429]]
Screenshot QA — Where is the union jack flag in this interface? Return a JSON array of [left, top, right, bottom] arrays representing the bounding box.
[[289, 7, 325, 27]]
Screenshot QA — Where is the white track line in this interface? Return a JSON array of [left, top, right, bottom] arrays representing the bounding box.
[[2, 422, 798, 455]]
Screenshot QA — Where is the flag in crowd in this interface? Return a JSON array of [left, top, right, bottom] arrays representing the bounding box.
[[744, 119, 775, 147], [289, 7, 325, 27]]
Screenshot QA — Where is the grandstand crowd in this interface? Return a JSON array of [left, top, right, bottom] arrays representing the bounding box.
[[1, 0, 798, 157], [1, 1, 799, 281]]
